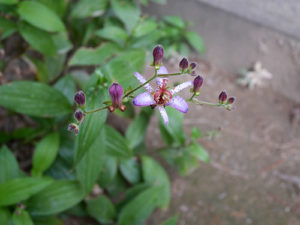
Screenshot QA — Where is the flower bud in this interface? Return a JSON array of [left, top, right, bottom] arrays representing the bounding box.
[[179, 58, 189, 71], [74, 91, 86, 106], [152, 45, 164, 67], [193, 76, 203, 95], [190, 62, 197, 69], [68, 123, 79, 135], [74, 110, 84, 122], [218, 91, 227, 103], [227, 97, 235, 104], [109, 83, 126, 111]]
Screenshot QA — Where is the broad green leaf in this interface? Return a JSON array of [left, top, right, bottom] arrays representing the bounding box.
[[191, 127, 202, 140], [12, 210, 33, 225], [0, 132, 10, 145], [133, 20, 157, 38], [105, 125, 132, 158], [54, 75, 76, 104], [178, 42, 190, 56], [159, 107, 186, 146], [120, 158, 141, 184], [0, 177, 52, 206], [87, 195, 115, 224], [52, 32, 72, 54], [111, 0, 140, 32], [174, 152, 199, 175], [185, 31, 205, 53], [118, 186, 161, 225], [161, 215, 179, 225], [98, 156, 117, 188], [96, 26, 128, 46], [71, 0, 108, 18], [37, 0, 67, 18], [74, 87, 107, 165], [0, 207, 11, 225], [45, 54, 66, 81], [0, 0, 18, 4], [129, 30, 161, 48], [19, 22, 56, 56], [0, 17, 16, 39], [32, 132, 60, 176], [33, 216, 62, 225], [0, 146, 19, 184], [0, 81, 72, 117], [17, 1, 65, 32], [164, 16, 185, 29], [69, 43, 120, 66], [27, 180, 84, 216], [102, 173, 128, 197], [25, 56, 50, 83], [142, 156, 170, 208], [186, 142, 210, 163]]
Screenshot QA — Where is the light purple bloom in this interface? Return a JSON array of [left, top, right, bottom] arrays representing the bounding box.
[[133, 66, 192, 124]]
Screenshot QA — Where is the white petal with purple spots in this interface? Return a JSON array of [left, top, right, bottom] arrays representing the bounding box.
[[170, 81, 193, 95], [133, 92, 155, 106], [168, 96, 189, 113], [134, 72, 153, 92], [158, 106, 169, 124]]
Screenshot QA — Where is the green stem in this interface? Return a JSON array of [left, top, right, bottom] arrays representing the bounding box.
[[192, 98, 222, 107], [84, 105, 109, 114], [157, 72, 182, 77]]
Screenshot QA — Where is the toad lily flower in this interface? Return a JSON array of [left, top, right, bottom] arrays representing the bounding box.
[[133, 66, 193, 124]]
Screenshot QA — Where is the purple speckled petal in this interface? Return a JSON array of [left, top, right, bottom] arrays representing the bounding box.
[[156, 66, 169, 86], [170, 81, 193, 95], [168, 96, 189, 113], [133, 92, 155, 106], [158, 106, 169, 124], [134, 72, 153, 92]]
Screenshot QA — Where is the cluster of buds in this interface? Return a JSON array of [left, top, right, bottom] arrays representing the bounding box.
[[179, 57, 197, 75], [68, 91, 86, 135], [218, 91, 235, 110]]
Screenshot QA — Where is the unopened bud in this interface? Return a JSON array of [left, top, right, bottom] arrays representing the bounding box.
[[190, 62, 197, 69], [108, 106, 115, 112], [227, 97, 235, 104], [152, 45, 164, 67], [193, 76, 203, 95], [74, 110, 84, 122], [68, 123, 79, 135], [119, 105, 126, 112], [74, 91, 85, 106], [218, 91, 227, 103], [179, 58, 189, 71], [109, 83, 124, 108]]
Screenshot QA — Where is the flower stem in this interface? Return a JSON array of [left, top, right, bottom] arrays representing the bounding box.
[[192, 98, 222, 107], [157, 72, 182, 77], [84, 105, 109, 114]]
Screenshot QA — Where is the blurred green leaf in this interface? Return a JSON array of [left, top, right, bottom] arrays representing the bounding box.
[[142, 156, 170, 208], [178, 42, 190, 56], [191, 127, 202, 140], [0, 17, 16, 39], [103, 173, 127, 197], [96, 26, 128, 46], [52, 32, 73, 54], [186, 142, 210, 163], [54, 75, 76, 104], [151, 0, 167, 4], [185, 31, 205, 53], [0, 146, 20, 184], [0, 177, 52, 206], [174, 152, 199, 175], [159, 107, 186, 146], [111, 0, 140, 33], [161, 215, 179, 225], [133, 20, 157, 37], [114, 102, 135, 119], [33, 216, 62, 225], [12, 210, 33, 225], [45, 54, 66, 81], [118, 186, 161, 225], [0, 132, 10, 145], [0, 81, 72, 117], [71, 0, 108, 18], [98, 156, 117, 188], [27, 180, 84, 216], [120, 158, 141, 184], [38, 0, 67, 18], [87, 195, 115, 224], [32, 132, 60, 176], [19, 22, 56, 56], [25, 56, 50, 83], [129, 30, 161, 48], [0, 207, 10, 225], [0, 0, 18, 4], [164, 16, 185, 29], [17, 1, 65, 32], [69, 43, 120, 66]]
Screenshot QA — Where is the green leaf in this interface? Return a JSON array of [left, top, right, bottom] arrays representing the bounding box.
[[120, 158, 141, 184], [52, 32, 73, 54], [186, 142, 210, 163], [54, 75, 76, 104], [69, 43, 120, 66], [151, 0, 166, 4], [133, 20, 157, 37], [17, 1, 65, 32], [174, 152, 199, 175], [0, 207, 11, 225], [32, 132, 60, 176], [105, 125, 132, 159], [102, 173, 127, 197], [71, 0, 108, 18], [37, 0, 67, 18], [27, 180, 84, 216], [0, 0, 18, 4], [111, 0, 140, 32], [185, 31, 205, 53], [0, 17, 16, 39], [142, 156, 170, 208], [159, 107, 186, 146], [161, 215, 179, 225], [96, 26, 128, 46], [164, 16, 185, 29], [19, 22, 56, 56], [86, 195, 115, 224], [25, 56, 50, 83], [74, 87, 107, 165], [12, 210, 33, 225], [33, 216, 62, 225], [191, 127, 202, 140], [0, 81, 72, 117], [0, 177, 52, 206], [98, 156, 117, 188], [118, 186, 161, 225], [0, 146, 20, 184]]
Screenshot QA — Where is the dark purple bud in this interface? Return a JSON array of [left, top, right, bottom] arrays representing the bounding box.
[[152, 45, 164, 66], [193, 76, 203, 94], [218, 91, 227, 103], [109, 83, 124, 108], [227, 97, 235, 104], [74, 91, 85, 106], [190, 62, 197, 69], [68, 123, 79, 135], [179, 58, 189, 70], [74, 110, 84, 122]]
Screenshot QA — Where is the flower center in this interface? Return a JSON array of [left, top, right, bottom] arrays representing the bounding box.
[[153, 89, 172, 105]]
